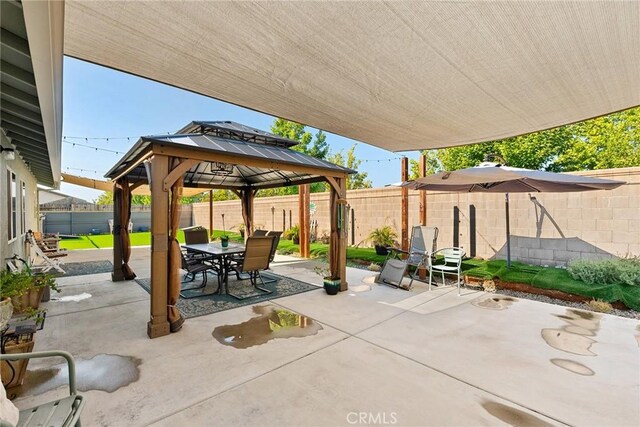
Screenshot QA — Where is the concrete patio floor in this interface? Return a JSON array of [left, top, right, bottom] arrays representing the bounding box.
[[12, 248, 639, 426]]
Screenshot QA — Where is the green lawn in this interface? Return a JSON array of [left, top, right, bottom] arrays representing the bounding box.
[[59, 230, 244, 250]]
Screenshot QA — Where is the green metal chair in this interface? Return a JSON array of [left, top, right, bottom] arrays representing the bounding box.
[[0, 350, 85, 427]]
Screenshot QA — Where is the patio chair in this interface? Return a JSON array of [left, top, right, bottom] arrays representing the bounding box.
[[253, 229, 268, 237], [429, 247, 465, 295], [182, 226, 214, 262], [0, 350, 85, 427], [179, 249, 220, 298], [376, 226, 438, 290], [228, 236, 275, 300], [266, 230, 283, 263], [26, 231, 66, 274]]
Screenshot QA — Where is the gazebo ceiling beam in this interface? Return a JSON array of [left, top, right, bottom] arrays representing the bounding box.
[[163, 158, 199, 191]]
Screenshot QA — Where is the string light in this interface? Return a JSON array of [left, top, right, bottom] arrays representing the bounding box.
[[63, 133, 172, 141], [63, 139, 124, 154], [65, 167, 106, 175], [359, 156, 403, 163]]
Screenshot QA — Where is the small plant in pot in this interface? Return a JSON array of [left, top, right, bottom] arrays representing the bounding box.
[[314, 265, 341, 295], [367, 225, 397, 255], [237, 223, 246, 239], [0, 268, 59, 315], [284, 224, 300, 244]]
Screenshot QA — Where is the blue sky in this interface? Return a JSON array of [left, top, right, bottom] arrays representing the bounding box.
[[60, 57, 419, 201]]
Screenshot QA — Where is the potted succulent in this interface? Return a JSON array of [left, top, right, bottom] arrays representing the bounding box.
[[367, 225, 398, 255], [314, 265, 341, 295], [285, 224, 300, 244]]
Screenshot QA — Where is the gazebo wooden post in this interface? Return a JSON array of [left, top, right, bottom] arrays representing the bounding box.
[[298, 184, 310, 258], [328, 176, 348, 291], [112, 181, 124, 281], [401, 156, 409, 251], [148, 155, 171, 338], [419, 154, 427, 226], [240, 188, 255, 238], [209, 189, 213, 238]]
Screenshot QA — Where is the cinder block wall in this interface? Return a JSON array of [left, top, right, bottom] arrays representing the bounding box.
[[192, 167, 639, 266]]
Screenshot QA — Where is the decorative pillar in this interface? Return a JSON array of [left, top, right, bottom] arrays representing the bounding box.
[[148, 155, 171, 339], [419, 154, 427, 226], [209, 189, 213, 238], [112, 181, 124, 281], [240, 188, 255, 238], [401, 157, 409, 251]]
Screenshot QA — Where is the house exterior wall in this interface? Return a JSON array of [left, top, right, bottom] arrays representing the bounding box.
[[192, 167, 639, 266], [1, 133, 41, 266]]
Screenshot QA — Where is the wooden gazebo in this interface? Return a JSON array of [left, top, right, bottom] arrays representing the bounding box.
[[104, 121, 354, 338]]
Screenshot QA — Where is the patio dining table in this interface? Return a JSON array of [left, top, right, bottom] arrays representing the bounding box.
[[182, 242, 246, 297]]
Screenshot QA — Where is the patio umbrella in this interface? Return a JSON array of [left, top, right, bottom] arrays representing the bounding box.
[[402, 164, 625, 267]]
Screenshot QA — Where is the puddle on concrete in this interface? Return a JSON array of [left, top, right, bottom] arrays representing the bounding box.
[[542, 309, 601, 356], [212, 305, 322, 349], [51, 293, 92, 302], [481, 401, 554, 427], [23, 354, 141, 395], [550, 358, 595, 376], [472, 296, 517, 310]]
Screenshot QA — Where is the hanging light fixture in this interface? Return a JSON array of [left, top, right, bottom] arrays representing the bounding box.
[[208, 161, 234, 176]]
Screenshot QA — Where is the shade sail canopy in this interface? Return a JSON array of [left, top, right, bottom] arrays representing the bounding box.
[[104, 133, 354, 189], [403, 165, 626, 193], [60, 173, 207, 197], [64, 1, 639, 151]]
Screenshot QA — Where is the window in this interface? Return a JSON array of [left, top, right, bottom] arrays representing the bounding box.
[[21, 181, 26, 234], [8, 171, 17, 240]]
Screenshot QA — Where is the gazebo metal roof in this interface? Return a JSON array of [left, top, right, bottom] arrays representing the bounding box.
[[176, 121, 299, 148], [105, 132, 354, 189]]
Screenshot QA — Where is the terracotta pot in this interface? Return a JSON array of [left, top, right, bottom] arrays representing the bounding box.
[[11, 287, 44, 314], [1, 339, 35, 393]]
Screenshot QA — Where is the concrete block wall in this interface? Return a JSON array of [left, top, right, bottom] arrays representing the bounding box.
[[191, 167, 639, 266]]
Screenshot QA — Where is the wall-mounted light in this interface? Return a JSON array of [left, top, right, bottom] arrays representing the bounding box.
[[0, 146, 16, 160]]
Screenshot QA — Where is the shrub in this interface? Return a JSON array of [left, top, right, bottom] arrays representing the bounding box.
[[284, 225, 300, 240], [568, 256, 640, 287], [587, 299, 613, 313], [367, 263, 382, 272]]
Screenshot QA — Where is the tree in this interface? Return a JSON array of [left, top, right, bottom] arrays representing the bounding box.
[[328, 144, 372, 190], [415, 106, 639, 173]]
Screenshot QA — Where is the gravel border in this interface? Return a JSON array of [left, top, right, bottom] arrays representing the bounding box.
[[492, 287, 639, 320]]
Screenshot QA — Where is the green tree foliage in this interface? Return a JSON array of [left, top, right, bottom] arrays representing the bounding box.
[[95, 192, 151, 205], [413, 107, 639, 173], [328, 144, 372, 190]]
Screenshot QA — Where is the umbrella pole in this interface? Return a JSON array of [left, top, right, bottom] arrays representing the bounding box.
[[505, 192, 511, 268]]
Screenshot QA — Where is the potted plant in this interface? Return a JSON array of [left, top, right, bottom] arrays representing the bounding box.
[[237, 223, 246, 239], [285, 225, 300, 244], [367, 225, 398, 255], [0, 269, 59, 314], [314, 265, 341, 295], [220, 235, 229, 248]]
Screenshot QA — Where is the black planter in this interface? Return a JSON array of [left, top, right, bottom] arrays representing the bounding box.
[[293, 237, 300, 244], [323, 279, 341, 295], [374, 245, 389, 256]]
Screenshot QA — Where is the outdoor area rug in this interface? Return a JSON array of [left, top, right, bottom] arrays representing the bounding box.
[[135, 272, 319, 318], [54, 261, 113, 277]]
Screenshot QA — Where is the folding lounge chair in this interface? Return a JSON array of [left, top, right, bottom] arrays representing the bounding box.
[[376, 226, 438, 290], [26, 231, 66, 274]]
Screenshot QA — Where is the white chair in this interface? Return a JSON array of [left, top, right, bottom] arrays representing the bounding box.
[[429, 247, 465, 295]]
